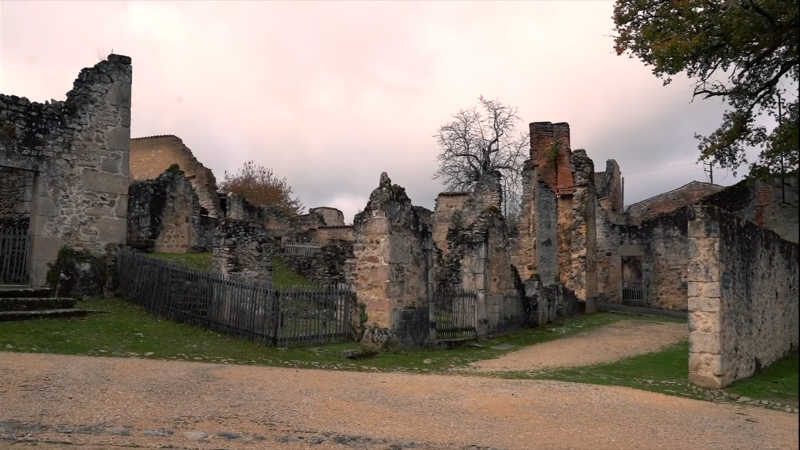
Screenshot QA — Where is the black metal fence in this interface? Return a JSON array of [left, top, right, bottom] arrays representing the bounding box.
[[117, 248, 354, 347], [432, 289, 477, 339], [0, 220, 29, 285]]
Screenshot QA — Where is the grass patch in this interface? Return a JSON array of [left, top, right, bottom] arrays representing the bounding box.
[[147, 253, 317, 290], [271, 258, 318, 289], [0, 297, 672, 373], [515, 341, 798, 407], [726, 352, 799, 407], [149, 252, 213, 272]]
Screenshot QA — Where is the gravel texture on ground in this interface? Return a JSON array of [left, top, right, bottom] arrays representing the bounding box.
[[1, 351, 797, 450], [464, 320, 688, 373]]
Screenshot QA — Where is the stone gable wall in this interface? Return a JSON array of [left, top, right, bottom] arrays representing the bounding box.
[[688, 205, 799, 388], [627, 181, 723, 225], [130, 135, 222, 219], [0, 54, 132, 287]]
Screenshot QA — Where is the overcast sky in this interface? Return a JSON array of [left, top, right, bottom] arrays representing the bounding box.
[[1, 1, 768, 223]]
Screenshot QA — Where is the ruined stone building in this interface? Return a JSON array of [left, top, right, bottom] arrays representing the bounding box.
[[512, 122, 598, 312], [0, 54, 133, 287], [595, 174, 798, 311], [130, 135, 223, 218]]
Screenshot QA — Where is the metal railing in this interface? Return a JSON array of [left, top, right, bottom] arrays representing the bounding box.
[[117, 248, 354, 347], [282, 241, 321, 257]]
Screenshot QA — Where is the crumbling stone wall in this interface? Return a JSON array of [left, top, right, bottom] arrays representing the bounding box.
[[596, 159, 624, 219], [0, 166, 33, 218], [627, 181, 723, 226], [699, 175, 798, 244], [278, 241, 353, 287], [514, 122, 597, 311], [598, 174, 799, 307], [225, 193, 325, 239], [212, 219, 273, 284], [432, 192, 469, 259], [308, 207, 345, 226], [130, 135, 223, 218], [688, 205, 799, 389], [0, 54, 132, 287], [438, 172, 524, 334], [127, 169, 211, 253], [349, 173, 430, 348], [313, 225, 354, 244]]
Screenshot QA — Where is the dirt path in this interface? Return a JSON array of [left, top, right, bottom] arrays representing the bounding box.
[[1, 351, 797, 450], [465, 320, 688, 373]]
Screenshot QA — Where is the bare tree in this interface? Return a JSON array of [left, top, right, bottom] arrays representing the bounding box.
[[432, 95, 529, 218]]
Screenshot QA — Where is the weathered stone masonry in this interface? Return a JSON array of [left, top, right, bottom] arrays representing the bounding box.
[[513, 122, 597, 311], [0, 54, 132, 287], [688, 205, 798, 389], [349, 173, 430, 348], [130, 135, 222, 219]]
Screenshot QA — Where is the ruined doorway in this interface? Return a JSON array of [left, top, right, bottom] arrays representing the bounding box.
[[0, 166, 33, 285], [620, 255, 644, 306]]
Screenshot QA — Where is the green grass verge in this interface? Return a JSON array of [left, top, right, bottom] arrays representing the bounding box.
[[726, 352, 799, 406], [0, 297, 669, 373], [513, 340, 798, 407], [149, 253, 213, 272]]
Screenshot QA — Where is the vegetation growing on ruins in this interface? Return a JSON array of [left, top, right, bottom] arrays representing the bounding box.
[[219, 160, 305, 216], [432, 95, 529, 218], [613, 0, 799, 180]]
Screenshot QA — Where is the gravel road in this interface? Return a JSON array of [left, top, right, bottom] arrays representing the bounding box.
[[1, 352, 797, 450], [465, 320, 688, 373]]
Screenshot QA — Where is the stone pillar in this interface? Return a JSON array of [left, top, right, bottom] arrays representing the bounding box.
[[424, 233, 436, 341], [351, 173, 429, 348], [687, 206, 723, 388], [474, 234, 489, 336]]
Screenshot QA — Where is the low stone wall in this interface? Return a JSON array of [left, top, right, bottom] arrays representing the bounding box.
[[314, 226, 353, 244], [688, 205, 799, 388], [127, 170, 209, 253], [278, 241, 352, 287], [212, 219, 273, 285]]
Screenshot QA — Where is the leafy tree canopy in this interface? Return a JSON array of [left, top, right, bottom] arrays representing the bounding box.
[[219, 161, 304, 216], [613, 0, 799, 179]]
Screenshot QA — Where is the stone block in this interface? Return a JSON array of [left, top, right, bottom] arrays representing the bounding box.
[[688, 295, 721, 312], [115, 195, 128, 218], [688, 206, 720, 238], [690, 331, 722, 353], [82, 169, 129, 194], [35, 196, 58, 218], [106, 127, 131, 152], [687, 281, 720, 299], [689, 372, 722, 389], [364, 217, 389, 235], [687, 260, 720, 282], [30, 235, 63, 263], [97, 217, 127, 244], [101, 156, 121, 174], [108, 81, 132, 107], [120, 107, 131, 128], [688, 237, 719, 260], [689, 311, 720, 333]]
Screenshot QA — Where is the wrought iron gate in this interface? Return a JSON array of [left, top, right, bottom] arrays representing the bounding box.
[[432, 289, 477, 339], [621, 256, 644, 306], [0, 220, 30, 285]]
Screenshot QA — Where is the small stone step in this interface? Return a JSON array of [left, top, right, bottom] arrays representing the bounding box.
[[0, 297, 77, 312], [0, 287, 54, 299], [0, 308, 90, 321]]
